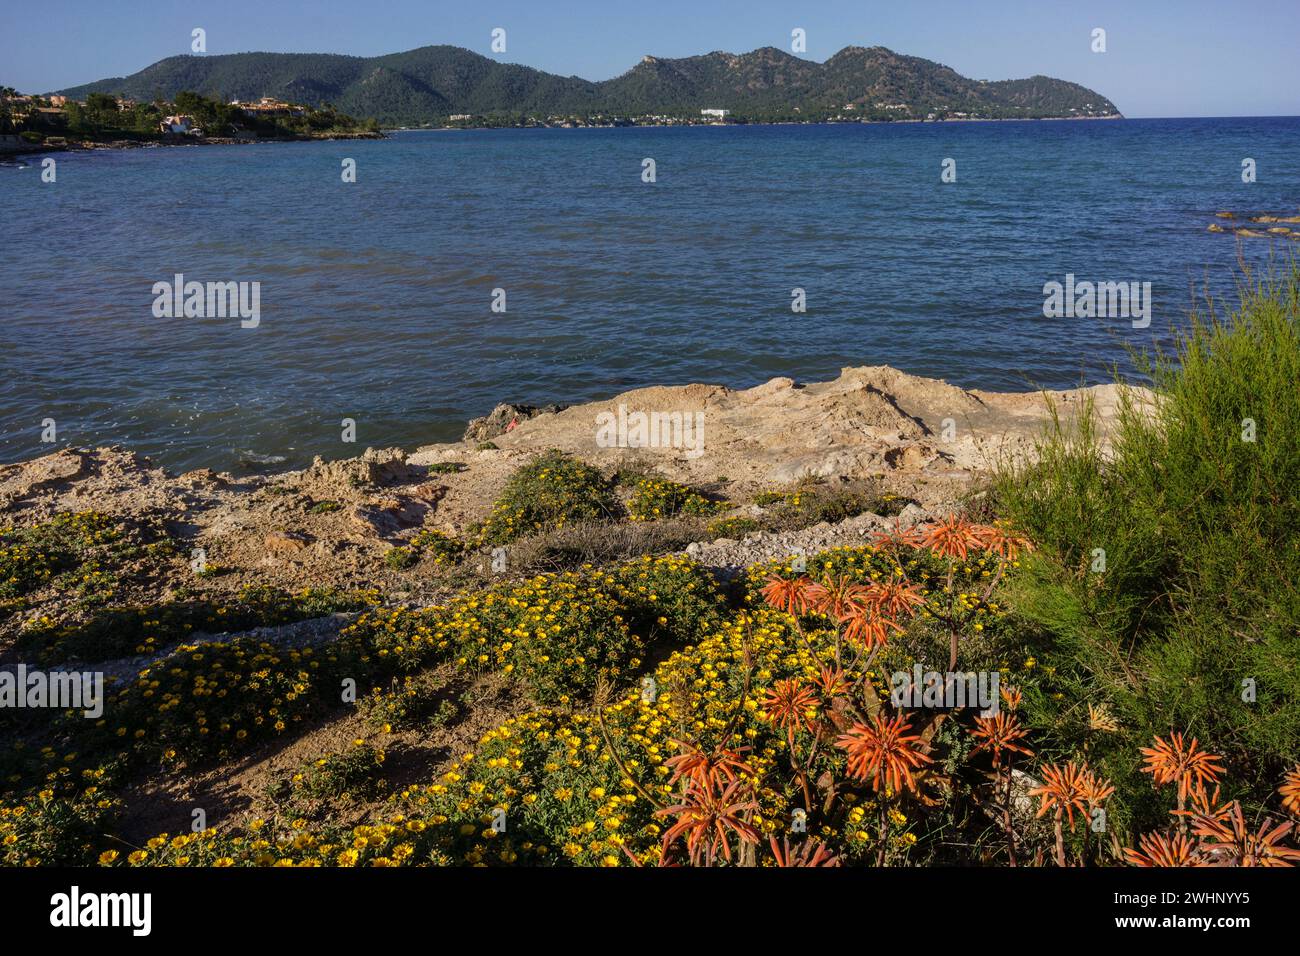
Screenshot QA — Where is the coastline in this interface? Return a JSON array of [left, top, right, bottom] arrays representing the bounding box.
[[0, 129, 385, 156], [0, 364, 1147, 612], [2, 115, 1123, 155], [392, 113, 1124, 132]]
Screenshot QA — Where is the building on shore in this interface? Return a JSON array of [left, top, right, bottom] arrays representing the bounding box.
[[28, 107, 68, 129], [159, 114, 201, 135], [229, 97, 306, 118]]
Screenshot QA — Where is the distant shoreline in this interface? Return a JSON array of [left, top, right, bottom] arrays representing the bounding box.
[[0, 129, 385, 156], [386, 114, 1125, 132], [2, 116, 1127, 156]]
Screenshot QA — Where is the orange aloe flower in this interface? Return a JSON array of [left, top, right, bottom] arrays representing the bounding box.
[[1279, 764, 1300, 818], [976, 522, 1034, 561], [1080, 766, 1116, 808], [1188, 803, 1300, 867], [1173, 783, 1233, 828], [664, 742, 754, 789], [1028, 760, 1091, 828], [920, 514, 985, 561], [970, 712, 1034, 767], [1087, 701, 1119, 732], [805, 574, 870, 620], [768, 835, 841, 867], [760, 575, 814, 616], [863, 580, 927, 620], [835, 713, 932, 794], [1139, 732, 1225, 804], [872, 520, 925, 551], [1000, 684, 1023, 712], [657, 778, 761, 866], [839, 609, 902, 650], [761, 679, 820, 736], [813, 665, 851, 699], [1124, 831, 1204, 867]]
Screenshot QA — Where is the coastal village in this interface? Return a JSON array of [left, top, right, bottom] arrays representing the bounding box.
[[0, 88, 376, 152], [427, 101, 1113, 129]]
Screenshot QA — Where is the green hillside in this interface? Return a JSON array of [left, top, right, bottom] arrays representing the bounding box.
[[57, 44, 1121, 124]]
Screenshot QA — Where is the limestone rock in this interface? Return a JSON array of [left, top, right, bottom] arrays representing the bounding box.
[[265, 530, 312, 554], [362, 448, 418, 486], [462, 403, 566, 443]]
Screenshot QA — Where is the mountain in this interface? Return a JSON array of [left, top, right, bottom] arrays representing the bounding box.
[[56, 44, 1120, 124]]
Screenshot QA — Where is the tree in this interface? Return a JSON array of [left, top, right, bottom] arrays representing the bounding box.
[[83, 92, 119, 132]]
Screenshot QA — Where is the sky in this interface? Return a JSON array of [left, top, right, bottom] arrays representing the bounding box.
[[3, 0, 1298, 117]]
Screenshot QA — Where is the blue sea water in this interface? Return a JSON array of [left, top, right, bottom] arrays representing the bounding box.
[[2, 117, 1298, 472]]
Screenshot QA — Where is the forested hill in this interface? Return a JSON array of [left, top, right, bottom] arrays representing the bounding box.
[[58, 44, 1121, 124]]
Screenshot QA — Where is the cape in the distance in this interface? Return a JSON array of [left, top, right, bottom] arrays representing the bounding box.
[[57, 43, 1121, 126]]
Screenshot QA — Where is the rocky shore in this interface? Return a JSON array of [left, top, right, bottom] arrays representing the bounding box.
[[0, 365, 1146, 637], [0, 130, 385, 156]]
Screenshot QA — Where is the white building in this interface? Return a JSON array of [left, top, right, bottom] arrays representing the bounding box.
[[159, 114, 200, 135], [700, 108, 729, 119]]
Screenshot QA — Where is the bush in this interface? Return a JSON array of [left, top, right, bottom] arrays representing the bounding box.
[[349, 555, 724, 703], [705, 515, 761, 538], [752, 481, 902, 529], [364, 673, 457, 731], [626, 478, 723, 521], [505, 519, 701, 572], [385, 547, 418, 570], [474, 451, 619, 544], [0, 787, 120, 867], [0, 512, 126, 618], [17, 585, 377, 665], [994, 266, 1300, 823], [409, 529, 464, 564], [289, 741, 387, 801]]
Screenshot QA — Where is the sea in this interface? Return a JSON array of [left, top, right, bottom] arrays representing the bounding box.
[[2, 116, 1297, 472]]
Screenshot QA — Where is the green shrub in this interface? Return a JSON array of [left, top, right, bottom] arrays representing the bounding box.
[[409, 529, 464, 564], [346, 555, 724, 704], [0, 787, 120, 867], [0, 512, 126, 617], [706, 515, 761, 538], [365, 674, 457, 730], [17, 585, 377, 665], [626, 478, 723, 521], [385, 547, 418, 570], [473, 451, 619, 545], [994, 266, 1300, 824], [751, 482, 898, 528], [290, 741, 387, 800]]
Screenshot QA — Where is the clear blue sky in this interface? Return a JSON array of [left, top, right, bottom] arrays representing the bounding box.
[[3, 0, 1297, 117]]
